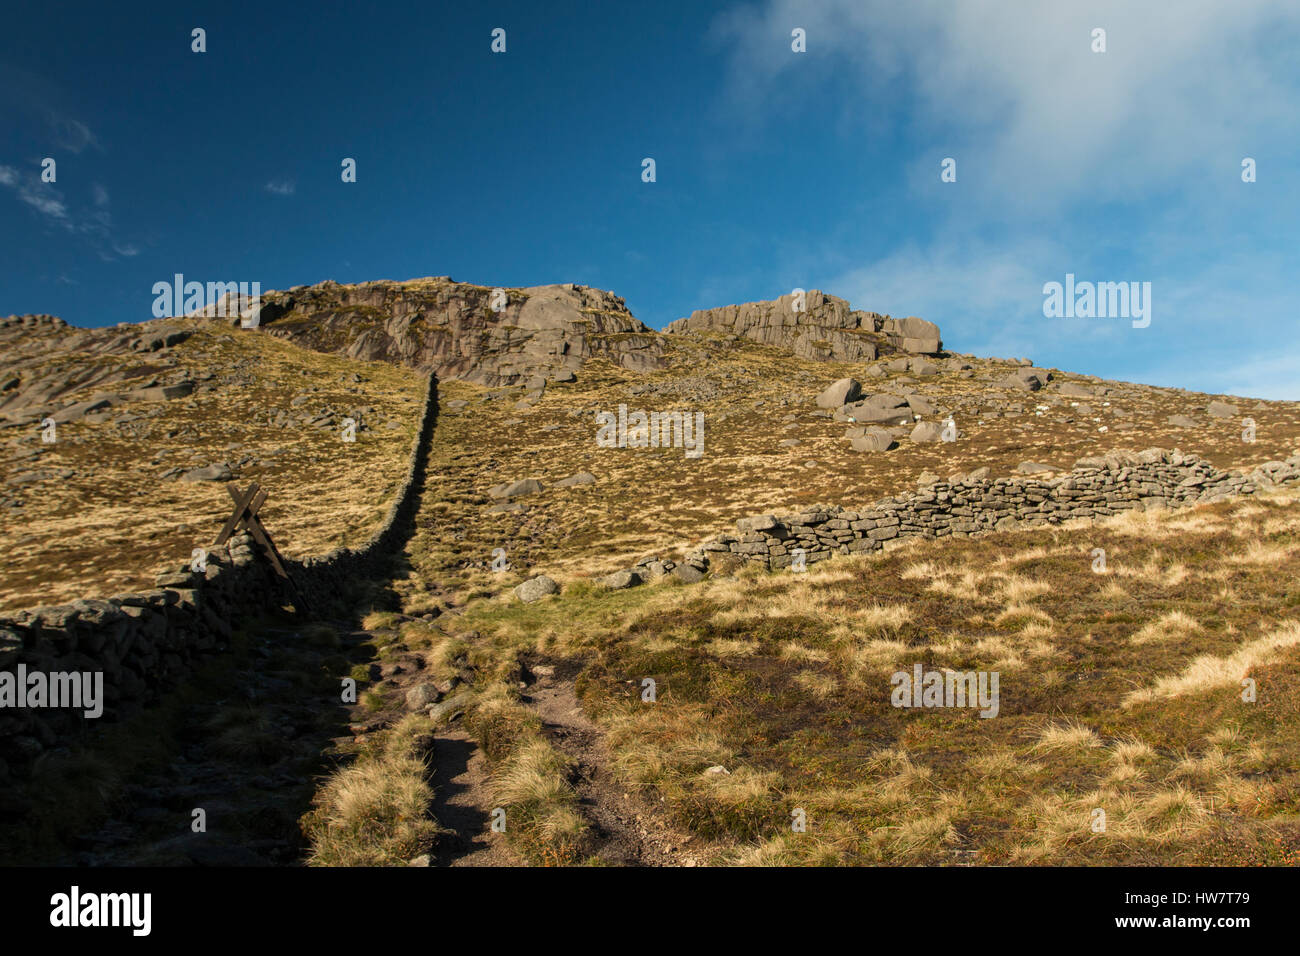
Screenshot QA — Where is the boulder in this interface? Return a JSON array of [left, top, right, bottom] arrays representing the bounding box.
[[600, 569, 643, 590], [1004, 368, 1048, 391], [905, 394, 936, 416], [850, 428, 896, 452], [672, 564, 706, 583], [489, 478, 543, 499], [514, 576, 559, 603], [405, 684, 440, 711], [1167, 414, 1199, 428], [555, 471, 596, 487], [181, 463, 233, 482], [816, 377, 863, 409], [909, 422, 944, 443], [846, 393, 911, 425], [1206, 400, 1238, 418]]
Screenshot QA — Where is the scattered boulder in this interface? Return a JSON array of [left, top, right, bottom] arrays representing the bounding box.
[[816, 377, 863, 409], [1017, 462, 1055, 474], [428, 692, 473, 723], [1004, 368, 1049, 391], [1206, 400, 1239, 418], [555, 471, 596, 487], [1167, 414, 1199, 428], [845, 393, 911, 425], [600, 569, 643, 590], [904, 394, 936, 416], [180, 463, 233, 482], [672, 564, 706, 583], [850, 427, 896, 452], [514, 576, 559, 603], [405, 684, 440, 711], [489, 478, 543, 499], [909, 422, 944, 443]]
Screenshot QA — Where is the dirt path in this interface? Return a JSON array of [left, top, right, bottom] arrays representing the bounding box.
[[429, 727, 521, 867], [521, 667, 707, 867]]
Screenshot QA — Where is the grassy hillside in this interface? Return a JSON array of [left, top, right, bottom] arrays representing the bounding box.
[[0, 320, 424, 610], [425, 484, 1300, 865]]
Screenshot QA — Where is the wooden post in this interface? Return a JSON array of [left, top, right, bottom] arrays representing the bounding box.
[[214, 482, 309, 614]]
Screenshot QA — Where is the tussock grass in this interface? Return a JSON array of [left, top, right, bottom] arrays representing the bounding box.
[[1125, 621, 1300, 706], [304, 715, 439, 866], [465, 685, 589, 865]]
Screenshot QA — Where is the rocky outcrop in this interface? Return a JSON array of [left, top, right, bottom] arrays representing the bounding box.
[[196, 280, 944, 384], [212, 279, 669, 388], [0, 313, 197, 424], [665, 290, 942, 360]]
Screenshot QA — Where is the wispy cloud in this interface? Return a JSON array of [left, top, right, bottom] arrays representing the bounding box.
[[45, 112, 100, 154], [265, 179, 296, 196], [0, 165, 138, 260], [0, 164, 69, 221]]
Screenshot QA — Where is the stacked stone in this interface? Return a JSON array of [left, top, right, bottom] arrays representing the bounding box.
[[701, 449, 1300, 571], [0, 531, 280, 781]]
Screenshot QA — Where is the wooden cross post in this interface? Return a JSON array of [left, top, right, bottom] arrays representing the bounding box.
[[213, 482, 309, 613]]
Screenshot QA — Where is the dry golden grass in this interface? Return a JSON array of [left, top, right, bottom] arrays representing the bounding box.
[[456, 483, 1300, 865], [1, 319, 423, 609], [1124, 621, 1300, 706], [303, 715, 438, 866]]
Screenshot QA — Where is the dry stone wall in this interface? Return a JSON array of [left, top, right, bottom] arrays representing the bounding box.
[[0, 372, 440, 782], [701, 449, 1300, 570], [585, 449, 1300, 594]]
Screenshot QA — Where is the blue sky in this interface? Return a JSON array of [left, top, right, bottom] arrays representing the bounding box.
[[2, 1, 1297, 397]]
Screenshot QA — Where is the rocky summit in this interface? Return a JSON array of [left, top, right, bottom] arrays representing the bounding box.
[[200, 280, 945, 388], [237, 278, 669, 387]]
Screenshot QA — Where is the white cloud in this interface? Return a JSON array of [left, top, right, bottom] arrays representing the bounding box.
[[714, 0, 1300, 213], [265, 179, 296, 196], [715, 1, 1300, 397]]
